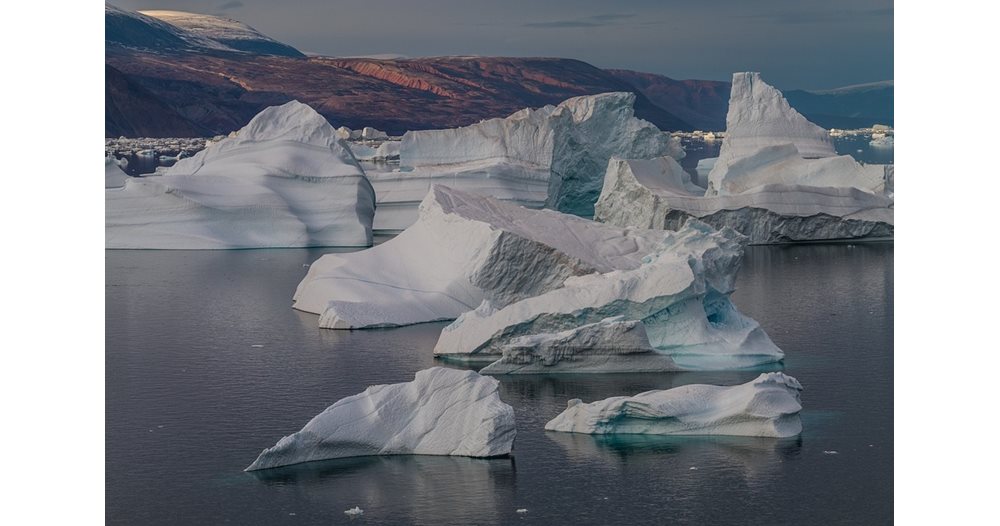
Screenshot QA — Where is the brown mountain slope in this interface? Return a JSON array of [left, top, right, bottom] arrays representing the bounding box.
[[105, 49, 693, 137], [106, 64, 211, 138], [606, 69, 731, 131]]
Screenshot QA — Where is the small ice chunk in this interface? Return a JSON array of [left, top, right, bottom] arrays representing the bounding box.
[[344, 507, 363, 516], [516, 509, 528, 513]]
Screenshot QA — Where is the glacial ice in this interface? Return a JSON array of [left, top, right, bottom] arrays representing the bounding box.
[[105, 155, 129, 189], [368, 92, 681, 231], [712, 72, 835, 169], [245, 367, 516, 470], [596, 155, 893, 244], [594, 72, 894, 244], [433, 218, 784, 370], [105, 101, 376, 249], [478, 317, 679, 375], [293, 185, 669, 328], [362, 126, 389, 140], [544, 372, 803, 438]]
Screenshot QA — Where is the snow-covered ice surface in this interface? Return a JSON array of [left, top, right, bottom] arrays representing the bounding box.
[[106, 101, 376, 249], [368, 92, 681, 230], [479, 317, 679, 374], [245, 367, 516, 470], [595, 72, 893, 244], [138, 10, 303, 57], [544, 372, 803, 438], [293, 185, 669, 329], [433, 218, 784, 370], [595, 156, 893, 244]]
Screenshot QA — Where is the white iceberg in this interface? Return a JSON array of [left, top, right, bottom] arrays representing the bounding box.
[[712, 72, 834, 170], [479, 317, 679, 375], [106, 101, 376, 249], [369, 92, 681, 231], [362, 126, 388, 140], [293, 185, 669, 329], [245, 367, 516, 471], [595, 155, 893, 244], [105, 155, 129, 189], [433, 219, 784, 370], [544, 372, 803, 438], [870, 135, 894, 148], [348, 140, 401, 162], [594, 72, 894, 244]]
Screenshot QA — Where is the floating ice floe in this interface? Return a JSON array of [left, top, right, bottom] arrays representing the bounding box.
[[594, 72, 893, 244], [869, 135, 894, 149], [105, 101, 376, 249], [544, 372, 803, 437], [367, 92, 682, 231], [478, 317, 679, 374], [294, 185, 670, 329], [245, 367, 516, 471], [433, 217, 784, 370]]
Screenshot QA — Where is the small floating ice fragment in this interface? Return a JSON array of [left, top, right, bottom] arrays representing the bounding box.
[[344, 507, 363, 516], [516, 509, 528, 513], [823, 450, 839, 455]]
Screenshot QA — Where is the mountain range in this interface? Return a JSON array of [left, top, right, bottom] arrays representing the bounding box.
[[105, 4, 892, 138]]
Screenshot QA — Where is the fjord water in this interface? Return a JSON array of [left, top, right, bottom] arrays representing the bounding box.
[[106, 243, 892, 525]]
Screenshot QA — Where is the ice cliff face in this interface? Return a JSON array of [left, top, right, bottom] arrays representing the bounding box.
[[714, 72, 834, 167], [478, 317, 679, 375], [544, 372, 803, 438], [594, 72, 894, 244], [594, 156, 893, 244], [245, 367, 516, 471], [370, 92, 681, 231], [105, 101, 376, 248], [433, 219, 785, 370], [293, 185, 669, 328]]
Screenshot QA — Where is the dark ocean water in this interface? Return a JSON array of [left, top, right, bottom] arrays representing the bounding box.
[[106, 242, 892, 525]]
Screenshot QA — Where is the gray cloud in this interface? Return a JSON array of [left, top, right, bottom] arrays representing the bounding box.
[[525, 12, 635, 28], [218, 1, 244, 10], [737, 7, 892, 25]]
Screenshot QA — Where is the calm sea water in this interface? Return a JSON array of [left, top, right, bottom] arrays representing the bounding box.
[[106, 242, 892, 525]]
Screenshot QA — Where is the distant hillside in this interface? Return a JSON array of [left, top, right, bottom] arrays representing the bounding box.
[[609, 69, 893, 130], [105, 3, 304, 57], [105, 64, 211, 138], [784, 83, 894, 128], [605, 69, 730, 130]]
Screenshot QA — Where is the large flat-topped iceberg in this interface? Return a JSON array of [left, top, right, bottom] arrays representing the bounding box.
[[106, 101, 375, 248], [434, 220, 785, 370], [245, 367, 516, 471], [544, 372, 803, 438], [479, 318, 679, 375], [595, 156, 893, 244], [369, 92, 681, 230], [293, 185, 668, 328]]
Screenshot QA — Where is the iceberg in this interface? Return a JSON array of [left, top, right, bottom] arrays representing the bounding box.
[[433, 218, 784, 370], [245, 367, 516, 471], [594, 72, 893, 244], [712, 71, 835, 170], [105, 155, 129, 189], [478, 317, 679, 375], [362, 126, 389, 140], [106, 101, 376, 249], [294, 185, 668, 328], [544, 372, 803, 438], [369, 92, 681, 231], [595, 155, 893, 244]]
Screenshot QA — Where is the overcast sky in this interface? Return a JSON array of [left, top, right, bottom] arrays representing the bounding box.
[[112, 0, 893, 90]]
